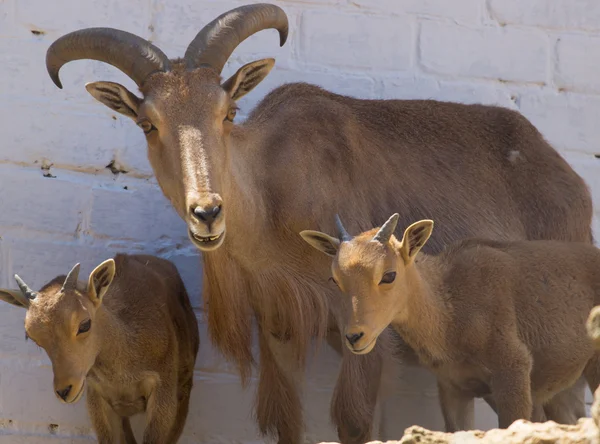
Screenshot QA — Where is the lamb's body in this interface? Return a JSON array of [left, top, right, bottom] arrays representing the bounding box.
[[0, 253, 200, 444], [405, 239, 600, 429], [84, 254, 199, 442]]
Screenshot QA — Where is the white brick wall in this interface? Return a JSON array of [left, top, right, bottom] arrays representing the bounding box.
[[0, 0, 599, 442]]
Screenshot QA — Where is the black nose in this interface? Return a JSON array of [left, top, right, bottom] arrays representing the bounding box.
[[56, 385, 72, 401], [192, 205, 222, 224], [345, 332, 364, 346]]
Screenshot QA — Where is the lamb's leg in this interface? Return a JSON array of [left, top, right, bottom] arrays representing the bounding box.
[[166, 376, 194, 443], [490, 348, 533, 429], [584, 352, 600, 393], [542, 378, 587, 424], [122, 418, 137, 444], [437, 380, 474, 432], [143, 382, 178, 444], [256, 328, 305, 444], [87, 387, 132, 444]]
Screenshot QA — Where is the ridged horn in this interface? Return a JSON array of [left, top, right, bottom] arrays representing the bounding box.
[[335, 214, 352, 242], [61, 263, 81, 292], [373, 213, 400, 244], [46, 28, 171, 89], [184, 3, 288, 73], [14, 275, 38, 301]]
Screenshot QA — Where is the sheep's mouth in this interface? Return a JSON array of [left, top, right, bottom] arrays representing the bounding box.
[[188, 230, 225, 251]]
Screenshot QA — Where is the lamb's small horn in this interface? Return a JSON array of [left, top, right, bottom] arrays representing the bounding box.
[[373, 213, 400, 243], [62, 263, 81, 291], [14, 275, 38, 300], [335, 214, 352, 242]]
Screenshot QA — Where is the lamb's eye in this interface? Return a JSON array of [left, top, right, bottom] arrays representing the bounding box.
[[379, 272, 396, 285], [77, 319, 91, 335], [225, 108, 237, 122], [137, 120, 156, 134]]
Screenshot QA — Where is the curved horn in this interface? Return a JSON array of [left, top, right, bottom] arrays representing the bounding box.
[[62, 263, 81, 291], [184, 3, 288, 72], [373, 213, 400, 244], [335, 214, 352, 242], [46, 28, 171, 89], [14, 275, 38, 301]]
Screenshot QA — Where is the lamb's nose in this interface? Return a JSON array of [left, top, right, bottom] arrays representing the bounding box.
[[345, 332, 364, 346], [56, 385, 72, 401]]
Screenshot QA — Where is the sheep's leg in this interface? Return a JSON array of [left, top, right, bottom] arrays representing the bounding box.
[[166, 376, 194, 443], [437, 380, 474, 432], [331, 328, 387, 444], [256, 328, 305, 444], [490, 349, 533, 429], [143, 382, 178, 444], [87, 387, 132, 443]]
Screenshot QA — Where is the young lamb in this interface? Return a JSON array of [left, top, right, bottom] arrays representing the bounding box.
[[0, 254, 200, 444], [300, 214, 600, 431]]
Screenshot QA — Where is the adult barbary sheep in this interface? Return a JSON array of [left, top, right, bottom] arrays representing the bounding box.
[[0, 254, 199, 443], [46, 3, 593, 442], [301, 214, 600, 430]]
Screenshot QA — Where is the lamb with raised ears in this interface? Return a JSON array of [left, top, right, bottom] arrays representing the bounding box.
[[0, 254, 199, 444], [301, 214, 600, 431]]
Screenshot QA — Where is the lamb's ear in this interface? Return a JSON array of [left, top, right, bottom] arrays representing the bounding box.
[[85, 81, 141, 119], [300, 230, 341, 257], [399, 220, 434, 263], [222, 58, 275, 101], [0, 289, 30, 308], [87, 259, 116, 306]]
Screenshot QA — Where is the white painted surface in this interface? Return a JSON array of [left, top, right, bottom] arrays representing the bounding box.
[[0, 0, 599, 442]]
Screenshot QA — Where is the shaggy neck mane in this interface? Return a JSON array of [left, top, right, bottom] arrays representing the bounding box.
[[392, 255, 450, 363], [201, 129, 331, 383]]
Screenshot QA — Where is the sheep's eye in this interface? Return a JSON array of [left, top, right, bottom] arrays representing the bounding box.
[[137, 120, 156, 134], [225, 108, 237, 122], [379, 272, 396, 285], [77, 319, 91, 335], [329, 276, 339, 287]]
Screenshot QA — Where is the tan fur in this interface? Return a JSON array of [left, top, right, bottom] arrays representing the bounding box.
[[64, 25, 594, 443], [303, 218, 600, 431], [0, 254, 199, 444]]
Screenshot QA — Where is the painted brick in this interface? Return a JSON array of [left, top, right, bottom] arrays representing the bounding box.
[[14, 0, 152, 38], [420, 20, 548, 83], [555, 34, 600, 94], [0, 37, 89, 103], [0, 165, 90, 235], [352, 0, 481, 23], [489, 0, 600, 32], [0, 99, 125, 171], [299, 10, 413, 71], [519, 91, 600, 156], [89, 185, 188, 242]]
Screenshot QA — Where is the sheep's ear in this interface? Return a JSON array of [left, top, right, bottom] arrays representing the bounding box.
[[87, 259, 116, 306], [222, 58, 275, 101], [300, 230, 341, 257], [0, 289, 30, 308], [399, 220, 434, 263], [85, 81, 141, 119]]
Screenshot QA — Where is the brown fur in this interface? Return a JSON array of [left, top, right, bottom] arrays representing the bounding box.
[[66, 28, 593, 443], [0, 254, 199, 444], [303, 218, 600, 431]]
